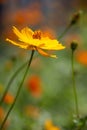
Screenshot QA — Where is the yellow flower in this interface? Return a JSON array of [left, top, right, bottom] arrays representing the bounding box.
[[45, 120, 60, 130], [6, 26, 65, 58]]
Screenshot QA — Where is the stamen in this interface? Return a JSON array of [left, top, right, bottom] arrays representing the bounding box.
[[32, 31, 41, 39]]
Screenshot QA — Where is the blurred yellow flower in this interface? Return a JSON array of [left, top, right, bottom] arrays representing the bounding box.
[[6, 26, 65, 58], [45, 120, 60, 130]]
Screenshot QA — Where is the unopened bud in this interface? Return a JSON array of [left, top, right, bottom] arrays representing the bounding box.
[[70, 41, 78, 51], [70, 10, 82, 26]]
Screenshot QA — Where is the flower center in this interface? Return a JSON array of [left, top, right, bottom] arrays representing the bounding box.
[[32, 31, 41, 40]]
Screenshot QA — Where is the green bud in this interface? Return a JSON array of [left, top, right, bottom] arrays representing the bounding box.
[[70, 41, 78, 51]]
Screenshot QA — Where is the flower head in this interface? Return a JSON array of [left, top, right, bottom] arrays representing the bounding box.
[[70, 10, 82, 26], [45, 119, 60, 130], [76, 50, 87, 66], [26, 75, 42, 98], [6, 26, 65, 58], [70, 41, 78, 52], [3, 93, 14, 104]]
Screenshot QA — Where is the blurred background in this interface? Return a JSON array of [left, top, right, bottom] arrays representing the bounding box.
[[0, 0, 87, 130], [0, 0, 87, 38]]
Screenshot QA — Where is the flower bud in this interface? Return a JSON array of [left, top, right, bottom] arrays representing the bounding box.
[[70, 10, 82, 26], [70, 41, 78, 51]]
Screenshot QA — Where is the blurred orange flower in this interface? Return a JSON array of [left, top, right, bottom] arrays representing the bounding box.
[[0, 0, 6, 4], [45, 119, 60, 130], [14, 7, 43, 26], [4, 93, 14, 104], [6, 26, 65, 58], [0, 107, 10, 128], [26, 75, 42, 98], [76, 50, 87, 66], [24, 105, 39, 118], [3, 2, 43, 27]]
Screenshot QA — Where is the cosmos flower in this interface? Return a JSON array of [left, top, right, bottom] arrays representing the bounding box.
[[45, 119, 60, 130], [26, 75, 42, 98], [6, 26, 65, 58], [4, 93, 14, 104], [76, 50, 87, 66]]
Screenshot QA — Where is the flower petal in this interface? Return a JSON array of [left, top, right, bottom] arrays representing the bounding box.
[[37, 48, 57, 58], [6, 38, 28, 49], [21, 27, 34, 39], [40, 39, 65, 50], [13, 26, 22, 39], [13, 26, 33, 43]]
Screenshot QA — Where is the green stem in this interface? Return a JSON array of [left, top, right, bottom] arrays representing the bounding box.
[[58, 24, 72, 40], [0, 50, 35, 130], [71, 51, 79, 119], [0, 60, 29, 106]]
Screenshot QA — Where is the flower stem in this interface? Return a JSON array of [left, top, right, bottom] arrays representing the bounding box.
[[0, 60, 29, 106], [0, 50, 35, 130], [71, 50, 79, 119], [58, 24, 72, 40]]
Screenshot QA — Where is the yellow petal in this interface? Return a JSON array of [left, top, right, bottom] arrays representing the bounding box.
[[40, 39, 65, 50], [21, 27, 34, 38], [13, 26, 22, 39], [13, 26, 33, 43], [37, 48, 57, 58], [6, 38, 28, 49]]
